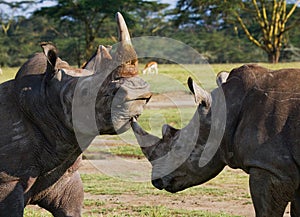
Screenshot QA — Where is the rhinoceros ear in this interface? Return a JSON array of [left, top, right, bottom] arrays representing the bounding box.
[[216, 71, 229, 86], [40, 42, 57, 81], [187, 77, 211, 107], [82, 45, 112, 73]]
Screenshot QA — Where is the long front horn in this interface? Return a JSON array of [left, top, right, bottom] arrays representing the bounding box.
[[115, 12, 138, 77], [116, 12, 132, 45], [131, 119, 160, 161]]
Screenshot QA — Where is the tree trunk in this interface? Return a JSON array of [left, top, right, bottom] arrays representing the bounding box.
[[267, 49, 280, 64]]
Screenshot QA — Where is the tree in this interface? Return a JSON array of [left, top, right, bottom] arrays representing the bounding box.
[[174, 0, 300, 63], [0, 0, 35, 35], [130, 2, 170, 37], [35, 0, 166, 60]]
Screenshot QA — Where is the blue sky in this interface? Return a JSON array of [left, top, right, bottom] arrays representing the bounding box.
[[0, 0, 178, 19]]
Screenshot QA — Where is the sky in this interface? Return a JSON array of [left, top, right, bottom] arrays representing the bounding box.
[[0, 0, 178, 18]]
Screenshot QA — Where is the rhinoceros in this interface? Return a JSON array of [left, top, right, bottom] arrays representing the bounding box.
[[0, 12, 151, 216], [132, 64, 300, 217]]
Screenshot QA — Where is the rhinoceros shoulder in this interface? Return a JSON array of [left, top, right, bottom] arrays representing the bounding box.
[[0, 80, 39, 179]]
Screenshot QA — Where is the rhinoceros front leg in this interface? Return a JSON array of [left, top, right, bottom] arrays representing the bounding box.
[[37, 171, 83, 217], [249, 168, 295, 217], [0, 181, 24, 216], [291, 188, 300, 217]]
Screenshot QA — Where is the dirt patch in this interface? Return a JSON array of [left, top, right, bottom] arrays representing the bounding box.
[[146, 91, 195, 108]]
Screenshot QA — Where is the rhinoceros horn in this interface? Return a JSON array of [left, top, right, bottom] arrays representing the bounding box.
[[116, 12, 131, 46], [115, 12, 138, 77], [131, 118, 160, 161], [132, 111, 201, 179]]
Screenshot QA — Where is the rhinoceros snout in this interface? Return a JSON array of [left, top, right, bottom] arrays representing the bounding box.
[[108, 76, 151, 134], [152, 178, 164, 190]]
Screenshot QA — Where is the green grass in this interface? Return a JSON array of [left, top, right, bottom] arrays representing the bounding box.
[[84, 204, 241, 217], [108, 145, 144, 158], [98, 107, 196, 150], [140, 62, 300, 92], [138, 107, 196, 135], [78, 170, 248, 216], [80, 170, 248, 198], [0, 67, 18, 83], [4, 62, 300, 90], [24, 208, 52, 217], [140, 64, 218, 92], [24, 170, 247, 216], [24, 205, 242, 217]]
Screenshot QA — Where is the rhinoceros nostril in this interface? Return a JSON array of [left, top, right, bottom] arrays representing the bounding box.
[[152, 178, 164, 190]]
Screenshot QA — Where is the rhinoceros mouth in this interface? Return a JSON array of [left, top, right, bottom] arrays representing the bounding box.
[[107, 76, 151, 134], [111, 96, 151, 134], [151, 174, 185, 193], [155, 176, 187, 193]]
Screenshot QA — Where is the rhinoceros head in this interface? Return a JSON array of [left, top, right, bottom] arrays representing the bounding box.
[[132, 75, 228, 193], [15, 13, 151, 148], [74, 12, 151, 135]]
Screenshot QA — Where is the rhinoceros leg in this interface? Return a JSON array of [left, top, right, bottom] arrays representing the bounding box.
[[0, 181, 24, 216], [37, 171, 83, 217], [249, 168, 295, 217], [291, 188, 300, 217]]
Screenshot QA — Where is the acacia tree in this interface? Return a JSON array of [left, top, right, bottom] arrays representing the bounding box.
[[175, 0, 300, 63], [0, 0, 35, 35]]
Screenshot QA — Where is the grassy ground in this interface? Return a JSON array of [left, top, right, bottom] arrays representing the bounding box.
[[0, 67, 18, 83], [24, 167, 249, 217], [2, 62, 297, 216], [3, 62, 300, 89]]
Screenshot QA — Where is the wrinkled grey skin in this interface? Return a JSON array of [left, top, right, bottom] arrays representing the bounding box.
[[0, 12, 151, 216], [132, 64, 300, 217]]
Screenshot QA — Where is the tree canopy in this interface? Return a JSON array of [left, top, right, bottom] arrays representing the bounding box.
[[0, 0, 300, 67], [174, 0, 300, 63]]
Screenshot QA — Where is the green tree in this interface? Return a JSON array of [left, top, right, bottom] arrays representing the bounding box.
[[174, 0, 300, 63], [0, 1, 35, 35], [35, 0, 166, 61], [130, 2, 170, 37]]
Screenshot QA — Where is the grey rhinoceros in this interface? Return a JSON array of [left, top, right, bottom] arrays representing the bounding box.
[[0, 12, 151, 216], [132, 64, 300, 217]]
